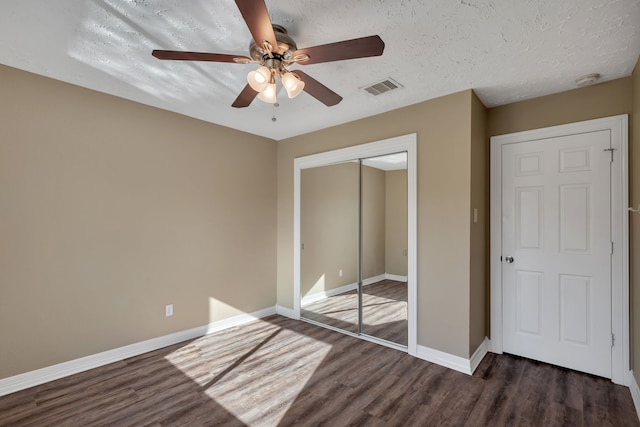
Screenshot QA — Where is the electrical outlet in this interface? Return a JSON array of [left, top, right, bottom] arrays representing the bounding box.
[[339, 269, 343, 277], [165, 304, 173, 317]]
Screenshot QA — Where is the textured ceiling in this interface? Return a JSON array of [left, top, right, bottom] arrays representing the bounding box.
[[1, 0, 639, 140]]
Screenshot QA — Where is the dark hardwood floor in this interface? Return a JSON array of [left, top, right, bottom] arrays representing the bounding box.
[[1, 315, 637, 426], [301, 279, 408, 346]]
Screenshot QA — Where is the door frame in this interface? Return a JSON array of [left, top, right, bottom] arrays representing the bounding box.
[[490, 115, 629, 385], [293, 133, 417, 356]]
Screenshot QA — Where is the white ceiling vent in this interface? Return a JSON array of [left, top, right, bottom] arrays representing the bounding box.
[[362, 78, 403, 96]]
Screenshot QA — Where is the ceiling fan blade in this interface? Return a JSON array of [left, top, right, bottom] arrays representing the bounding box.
[[234, 0, 277, 50], [152, 50, 250, 63], [294, 35, 385, 65], [293, 71, 343, 106], [232, 84, 259, 108]]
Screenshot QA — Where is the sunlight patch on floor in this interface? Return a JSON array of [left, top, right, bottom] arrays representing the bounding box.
[[163, 319, 332, 426], [206, 330, 331, 425]]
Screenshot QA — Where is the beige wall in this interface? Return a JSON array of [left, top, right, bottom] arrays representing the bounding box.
[[278, 90, 482, 358], [2, 55, 636, 382], [632, 58, 640, 385], [362, 166, 386, 279], [469, 92, 487, 352], [385, 170, 408, 276], [0, 65, 277, 379], [300, 162, 359, 296], [300, 162, 396, 299], [488, 78, 633, 136]]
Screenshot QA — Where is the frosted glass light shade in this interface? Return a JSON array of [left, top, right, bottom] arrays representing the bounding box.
[[281, 72, 305, 98], [247, 66, 271, 92], [258, 83, 277, 103]]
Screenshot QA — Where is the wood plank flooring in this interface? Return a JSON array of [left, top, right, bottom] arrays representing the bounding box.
[[301, 279, 407, 345], [1, 315, 637, 426]]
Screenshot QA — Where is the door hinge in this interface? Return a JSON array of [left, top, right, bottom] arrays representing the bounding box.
[[612, 333, 615, 348], [611, 241, 614, 254], [604, 147, 616, 162]]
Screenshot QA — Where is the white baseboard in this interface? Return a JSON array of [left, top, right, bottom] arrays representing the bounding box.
[[362, 274, 387, 286], [275, 304, 297, 319], [0, 306, 277, 397], [301, 282, 357, 307], [629, 370, 640, 422], [416, 337, 489, 376], [469, 338, 490, 374], [300, 273, 403, 307], [205, 306, 275, 334]]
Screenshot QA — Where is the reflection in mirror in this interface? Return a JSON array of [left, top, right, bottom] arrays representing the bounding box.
[[361, 153, 408, 346], [299, 152, 408, 347], [300, 161, 359, 334]]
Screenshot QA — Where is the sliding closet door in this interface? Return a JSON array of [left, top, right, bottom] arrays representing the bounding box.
[[300, 162, 359, 334], [360, 153, 408, 346], [299, 153, 409, 347]]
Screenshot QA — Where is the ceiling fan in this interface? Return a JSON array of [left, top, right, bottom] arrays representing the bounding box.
[[151, 0, 385, 108]]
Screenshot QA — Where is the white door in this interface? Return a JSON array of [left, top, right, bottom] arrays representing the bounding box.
[[501, 130, 612, 378]]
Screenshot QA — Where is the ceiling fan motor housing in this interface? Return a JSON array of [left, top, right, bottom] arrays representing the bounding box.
[[249, 25, 297, 63]]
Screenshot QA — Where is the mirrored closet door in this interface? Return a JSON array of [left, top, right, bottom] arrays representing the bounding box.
[[361, 154, 408, 346], [300, 161, 359, 335], [300, 153, 408, 347]]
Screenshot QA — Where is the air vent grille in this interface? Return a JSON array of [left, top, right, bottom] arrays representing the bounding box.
[[362, 78, 403, 96]]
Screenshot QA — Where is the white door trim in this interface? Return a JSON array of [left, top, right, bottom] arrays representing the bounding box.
[[490, 115, 629, 385], [293, 133, 417, 356]]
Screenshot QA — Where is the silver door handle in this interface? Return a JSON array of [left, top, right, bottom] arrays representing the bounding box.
[[505, 256, 514, 263]]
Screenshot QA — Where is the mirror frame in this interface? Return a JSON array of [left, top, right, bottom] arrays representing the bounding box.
[[293, 133, 417, 355]]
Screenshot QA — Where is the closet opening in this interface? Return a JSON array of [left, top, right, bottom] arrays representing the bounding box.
[[293, 134, 417, 354]]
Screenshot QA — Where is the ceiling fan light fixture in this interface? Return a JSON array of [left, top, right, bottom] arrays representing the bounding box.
[[281, 72, 305, 98], [152, 1, 385, 109], [247, 65, 271, 92], [258, 82, 277, 103]]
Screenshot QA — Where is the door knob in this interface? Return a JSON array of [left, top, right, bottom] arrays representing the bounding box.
[[505, 256, 514, 263]]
